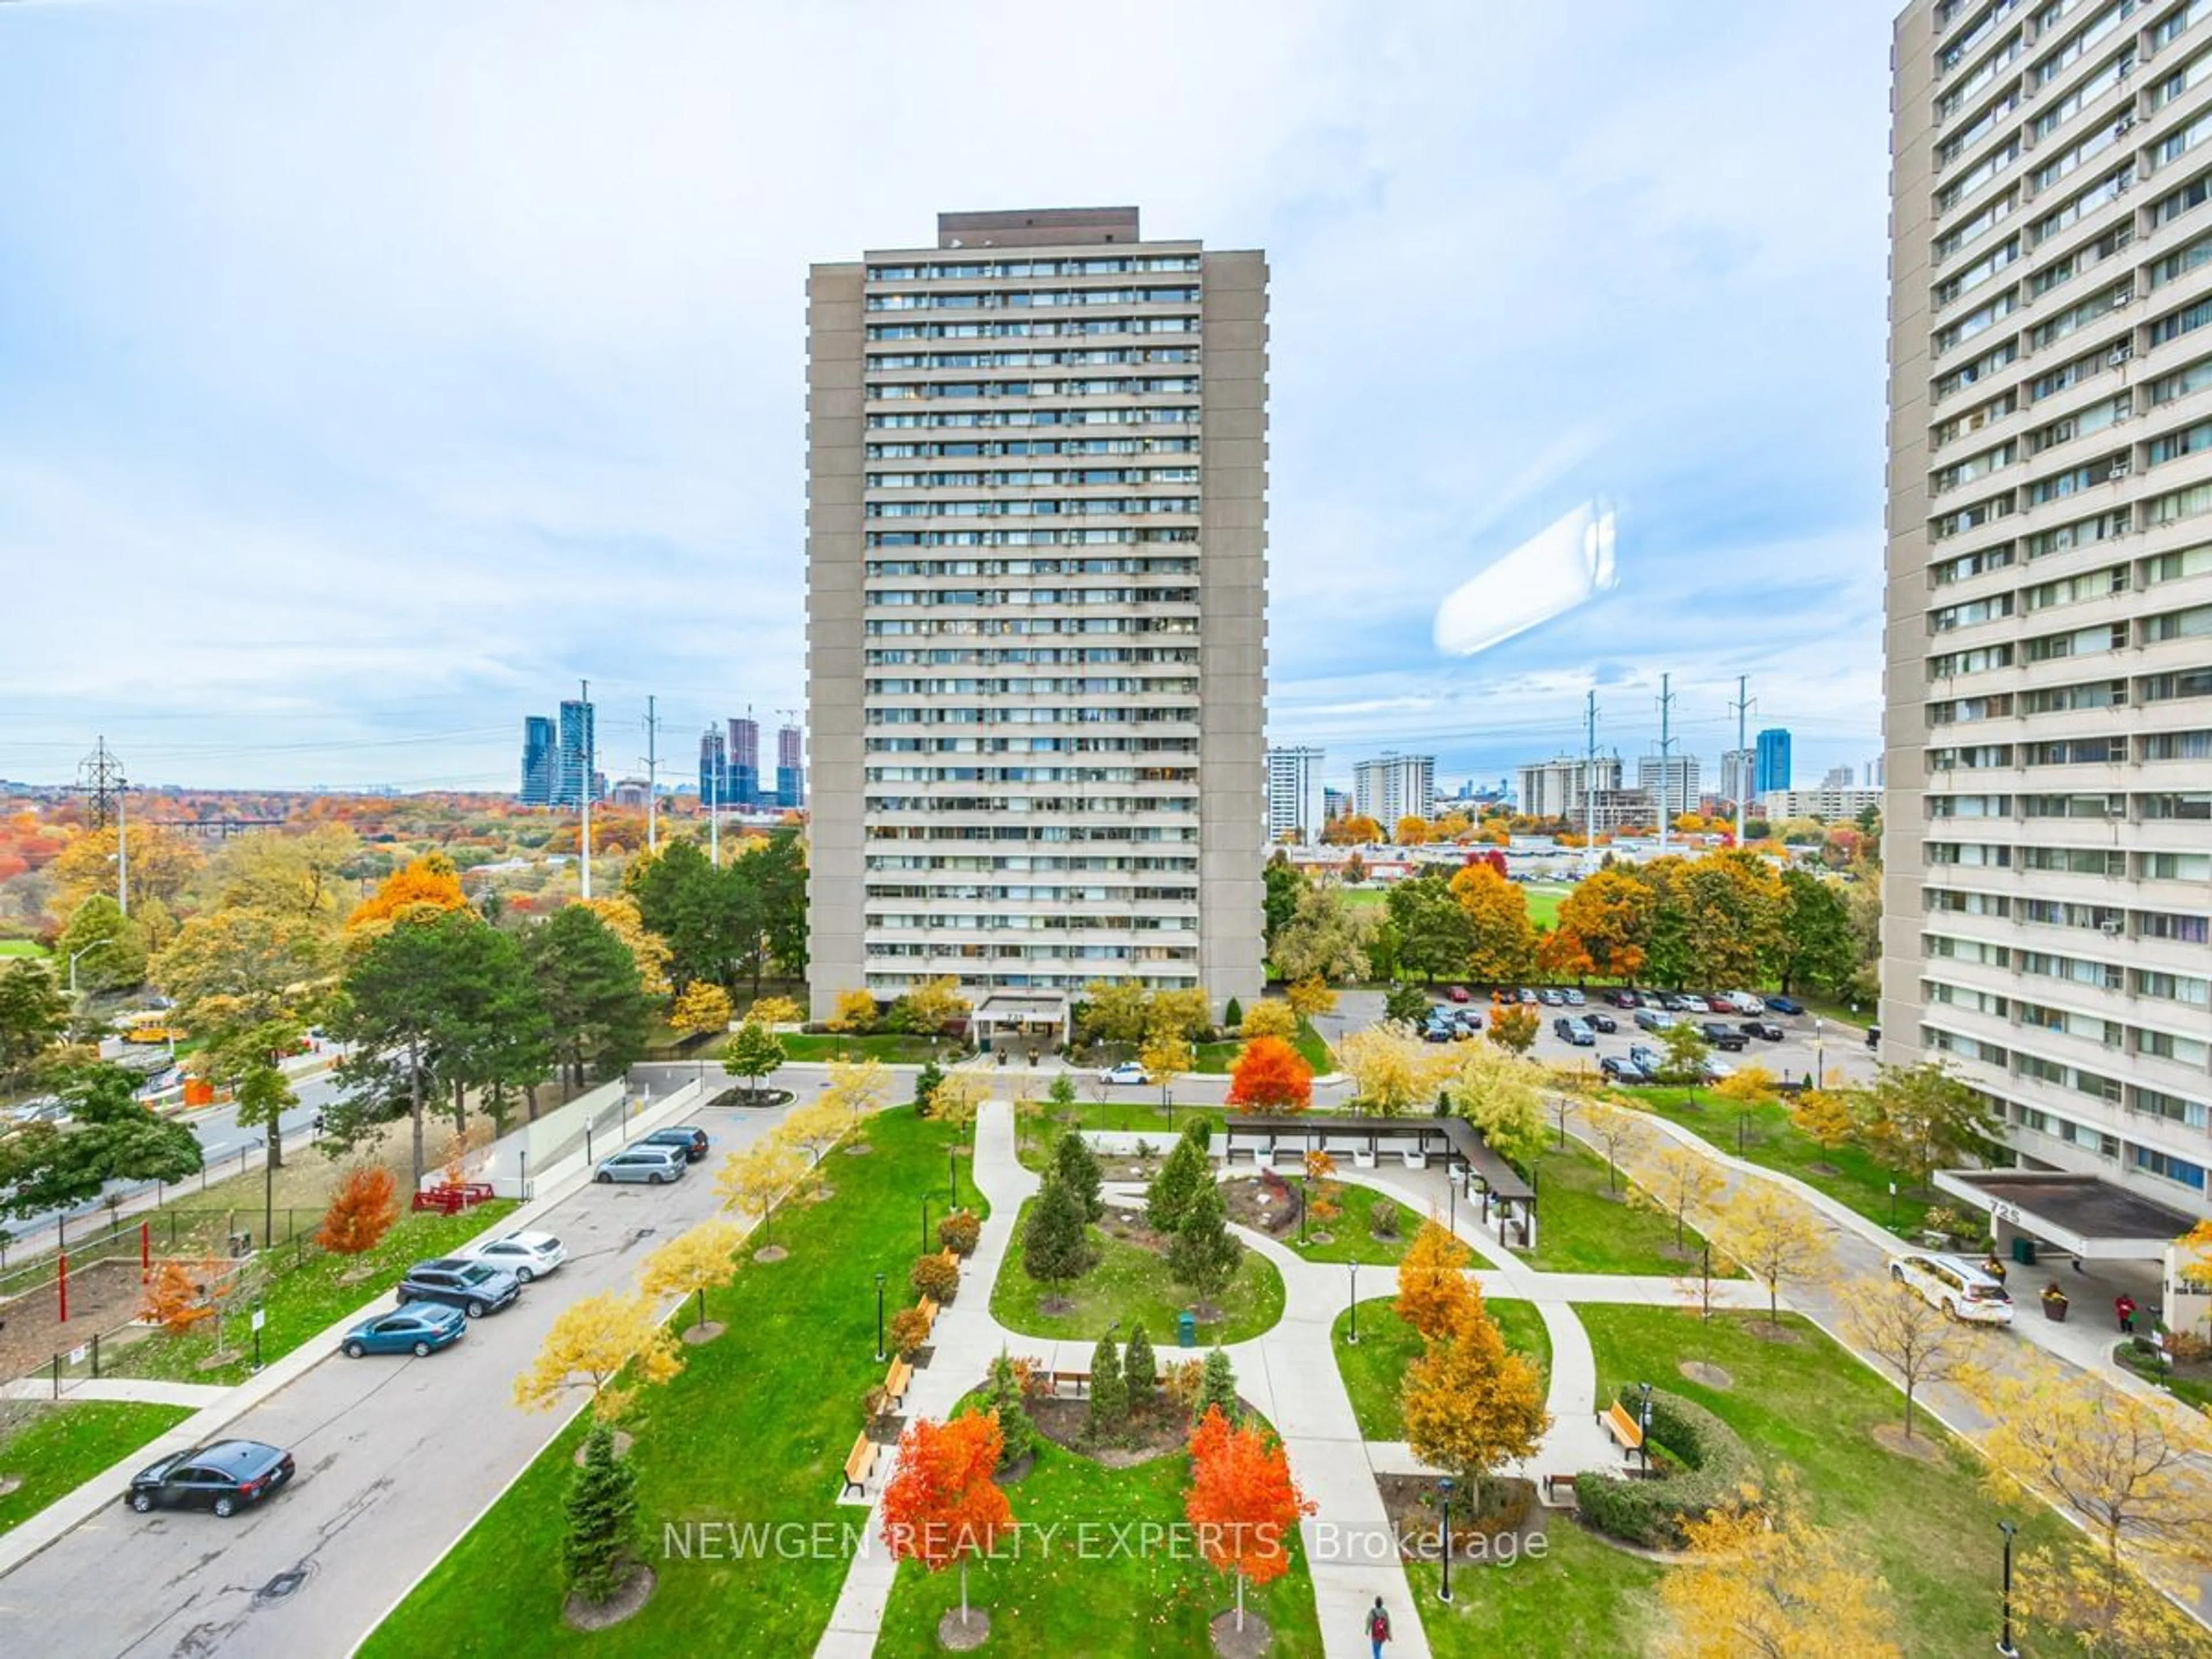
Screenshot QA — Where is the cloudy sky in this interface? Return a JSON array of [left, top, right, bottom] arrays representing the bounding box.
[[0, 0, 1895, 795]]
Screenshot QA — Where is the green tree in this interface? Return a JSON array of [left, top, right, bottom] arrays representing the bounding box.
[[1222, 995, 1244, 1031], [1657, 1020, 1713, 1086], [1771, 868, 1857, 997], [151, 907, 336, 1051], [721, 1020, 787, 1103], [1123, 1323, 1158, 1397], [1046, 1072, 1078, 1116], [563, 1421, 641, 1605], [1850, 1061, 1999, 1191], [1445, 1046, 1548, 1171], [1054, 1127, 1105, 1222], [1022, 1175, 1092, 1295], [1194, 1347, 1239, 1425], [1382, 981, 1432, 1026], [1385, 869, 1473, 983], [624, 837, 746, 991], [1169, 1176, 1241, 1301], [1146, 1128, 1211, 1233], [1262, 853, 1305, 960], [1088, 1329, 1127, 1437], [912, 1059, 945, 1114], [526, 905, 650, 1089], [55, 895, 147, 993], [1270, 881, 1372, 984], [0, 1063, 203, 1227], [1077, 980, 1152, 1050], [225, 1020, 302, 1176], [732, 827, 809, 996], [0, 960, 68, 1081], [982, 1351, 1035, 1471]]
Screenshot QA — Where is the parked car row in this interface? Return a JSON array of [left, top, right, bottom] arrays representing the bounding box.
[[1598, 1044, 1740, 1086], [592, 1121, 712, 1185]]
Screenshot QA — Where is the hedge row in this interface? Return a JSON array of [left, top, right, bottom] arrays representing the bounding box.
[[1574, 1386, 1759, 1550]]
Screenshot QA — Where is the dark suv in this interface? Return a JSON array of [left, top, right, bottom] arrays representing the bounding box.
[[126, 1440, 294, 1518], [1697, 1021, 1749, 1052], [641, 1124, 711, 1162], [396, 1257, 521, 1319]]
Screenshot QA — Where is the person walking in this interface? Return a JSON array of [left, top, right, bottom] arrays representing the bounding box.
[[1367, 1594, 1392, 1657], [2116, 1294, 2138, 1334]]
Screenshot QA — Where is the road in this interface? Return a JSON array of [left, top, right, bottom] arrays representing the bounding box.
[[0, 1084, 815, 1659]]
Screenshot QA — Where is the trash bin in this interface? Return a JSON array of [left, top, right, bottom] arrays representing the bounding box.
[[1177, 1311, 1197, 1349], [2011, 1236, 2037, 1266]]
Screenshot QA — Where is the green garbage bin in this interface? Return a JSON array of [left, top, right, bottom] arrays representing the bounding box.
[[2010, 1236, 2037, 1266], [1177, 1311, 1197, 1349]]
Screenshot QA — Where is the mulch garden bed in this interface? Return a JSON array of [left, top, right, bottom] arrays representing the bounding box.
[[1374, 1472, 1541, 1560], [1026, 1394, 1193, 1467], [1220, 1175, 1301, 1237]]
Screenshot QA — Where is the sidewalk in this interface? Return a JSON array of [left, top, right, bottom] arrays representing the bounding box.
[[0, 1377, 226, 1408]]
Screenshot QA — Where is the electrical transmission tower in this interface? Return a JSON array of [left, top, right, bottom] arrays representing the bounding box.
[[77, 738, 127, 830]]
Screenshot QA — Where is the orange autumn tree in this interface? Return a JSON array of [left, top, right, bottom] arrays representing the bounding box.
[[346, 853, 469, 933], [1225, 1036, 1313, 1115], [317, 1165, 400, 1255], [1186, 1404, 1316, 1634], [140, 1258, 216, 1335], [1393, 1217, 1478, 1339], [881, 1411, 1014, 1638]]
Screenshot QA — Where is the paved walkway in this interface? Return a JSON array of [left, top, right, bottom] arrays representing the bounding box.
[[0, 1377, 228, 1408]]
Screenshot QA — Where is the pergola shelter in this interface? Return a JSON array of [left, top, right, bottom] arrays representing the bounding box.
[[1215, 1112, 1540, 1247]]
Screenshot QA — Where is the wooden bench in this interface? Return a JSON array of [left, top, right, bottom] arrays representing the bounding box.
[[916, 1297, 940, 1332], [842, 1432, 877, 1497], [1050, 1369, 1088, 1397], [883, 1359, 913, 1406], [1543, 1472, 1578, 1505], [1601, 1402, 1644, 1457]]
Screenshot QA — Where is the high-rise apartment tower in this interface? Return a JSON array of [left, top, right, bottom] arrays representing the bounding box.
[[1266, 745, 1326, 844], [1889, 0, 2212, 1217], [805, 207, 1267, 1025]]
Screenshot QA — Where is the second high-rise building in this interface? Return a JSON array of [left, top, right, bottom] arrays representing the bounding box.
[[805, 207, 1267, 1029]]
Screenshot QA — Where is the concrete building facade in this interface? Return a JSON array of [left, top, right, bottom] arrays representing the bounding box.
[[1636, 754, 1700, 826], [1353, 753, 1435, 825], [1514, 753, 1623, 821], [805, 207, 1267, 1024], [1266, 744, 1326, 844], [1762, 785, 1884, 823], [1888, 0, 2212, 1217]]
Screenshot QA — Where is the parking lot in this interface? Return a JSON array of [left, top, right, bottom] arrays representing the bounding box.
[[1425, 989, 1878, 1090]]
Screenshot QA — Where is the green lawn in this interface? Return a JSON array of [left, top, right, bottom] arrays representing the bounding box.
[[874, 1432, 1322, 1657], [780, 1032, 960, 1064], [360, 1108, 988, 1658], [1195, 1021, 1332, 1075], [1013, 1101, 1222, 1175], [1523, 885, 1570, 931], [0, 1400, 194, 1536], [1528, 1142, 1723, 1277], [1283, 1180, 1417, 1265], [1330, 1298, 1550, 1441], [1418, 1512, 1664, 1657], [0, 939, 48, 959], [991, 1200, 1285, 1346], [1619, 1086, 1936, 1239], [1577, 1305, 2078, 1657], [105, 1203, 519, 1387]]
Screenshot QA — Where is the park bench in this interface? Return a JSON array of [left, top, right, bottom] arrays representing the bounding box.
[[883, 1359, 913, 1406], [842, 1432, 877, 1497], [411, 1182, 494, 1216], [1400, 1147, 1428, 1170], [1601, 1402, 1644, 1457], [916, 1296, 939, 1332], [1050, 1370, 1088, 1397], [1543, 1472, 1578, 1505]]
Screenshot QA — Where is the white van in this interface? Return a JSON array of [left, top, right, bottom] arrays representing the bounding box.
[[1725, 991, 1768, 1017], [1888, 1252, 2013, 1325]]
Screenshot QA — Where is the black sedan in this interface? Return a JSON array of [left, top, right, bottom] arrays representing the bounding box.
[[1600, 1055, 1653, 1084], [1740, 1019, 1785, 1042], [1585, 1012, 1619, 1034], [126, 1440, 294, 1518]]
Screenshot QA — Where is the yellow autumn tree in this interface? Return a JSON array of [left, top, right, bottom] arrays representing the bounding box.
[[930, 1070, 984, 1137], [669, 980, 734, 1043], [1790, 1088, 1855, 1150], [821, 1057, 892, 1145], [1711, 1184, 1831, 1327], [345, 853, 469, 933], [715, 1132, 817, 1251], [511, 1290, 683, 1422], [1393, 1217, 1478, 1340], [1656, 1487, 1900, 1659], [897, 975, 971, 1035], [825, 987, 880, 1034], [1839, 1277, 1989, 1441], [639, 1219, 745, 1335], [1238, 999, 1298, 1041], [782, 1094, 847, 1164], [579, 896, 674, 998], [1400, 1285, 1548, 1510], [747, 994, 804, 1027], [1336, 1024, 1452, 1118], [1285, 975, 1336, 1017], [1633, 1142, 1726, 1251], [1579, 1098, 1647, 1194], [1448, 862, 1536, 983]]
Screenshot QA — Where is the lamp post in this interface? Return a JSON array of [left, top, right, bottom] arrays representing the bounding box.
[[1299, 1175, 1309, 1245], [1446, 1164, 1457, 1238], [1437, 1475, 1455, 1603], [1997, 1521, 2019, 1657], [1346, 1260, 1361, 1345], [66, 941, 111, 997], [1638, 1381, 1654, 1474], [949, 1149, 959, 1210], [874, 1271, 887, 1363], [922, 1195, 934, 1252], [1812, 1016, 1824, 1089]]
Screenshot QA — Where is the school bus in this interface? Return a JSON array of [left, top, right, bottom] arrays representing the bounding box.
[[119, 1012, 187, 1044]]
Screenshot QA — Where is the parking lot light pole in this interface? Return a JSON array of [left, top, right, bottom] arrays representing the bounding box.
[[1346, 1260, 1361, 1344], [1997, 1521, 2019, 1657], [1437, 1475, 1455, 1603], [922, 1195, 934, 1252]]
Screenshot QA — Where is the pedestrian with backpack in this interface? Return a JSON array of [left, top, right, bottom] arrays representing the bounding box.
[[1367, 1594, 1392, 1656]]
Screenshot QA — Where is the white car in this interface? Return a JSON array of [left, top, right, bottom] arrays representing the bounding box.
[[1889, 1252, 2014, 1325], [1724, 991, 1767, 1017], [460, 1230, 567, 1283], [1097, 1062, 1152, 1086]]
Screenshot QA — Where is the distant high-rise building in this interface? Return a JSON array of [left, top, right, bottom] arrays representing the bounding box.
[[1514, 754, 1622, 821], [1753, 728, 1792, 796], [775, 722, 804, 809], [1865, 756, 1886, 789], [1719, 748, 1755, 812], [805, 206, 1266, 1021], [554, 699, 596, 809], [1353, 754, 1435, 827], [1323, 786, 1351, 823], [1821, 764, 1855, 790], [728, 715, 760, 812], [1636, 755, 1700, 825], [1266, 746, 1327, 844], [520, 715, 556, 805], [698, 726, 728, 806]]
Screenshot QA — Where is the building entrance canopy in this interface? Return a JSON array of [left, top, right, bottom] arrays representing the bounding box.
[[1936, 1170, 2201, 1262], [972, 994, 1070, 1049]]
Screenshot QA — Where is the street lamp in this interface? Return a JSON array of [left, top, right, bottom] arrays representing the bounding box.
[[1446, 1164, 1457, 1237], [1437, 1475, 1455, 1603], [1346, 1260, 1361, 1345], [949, 1149, 959, 1209], [1997, 1521, 2019, 1657], [1637, 1381, 1654, 1474], [66, 940, 111, 997], [1812, 1016, 1824, 1089], [922, 1194, 934, 1252], [1298, 1175, 1309, 1245], [874, 1271, 887, 1363]]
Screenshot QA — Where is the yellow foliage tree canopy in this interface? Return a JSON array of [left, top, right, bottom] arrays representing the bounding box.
[[1448, 863, 1536, 984], [511, 1289, 683, 1422], [1657, 1488, 1900, 1659], [827, 987, 879, 1033], [1238, 999, 1298, 1041], [639, 1219, 745, 1304], [346, 853, 469, 933], [579, 896, 673, 998], [1393, 1217, 1477, 1340], [1399, 1294, 1548, 1498], [669, 980, 734, 1040], [1336, 1024, 1451, 1118]]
